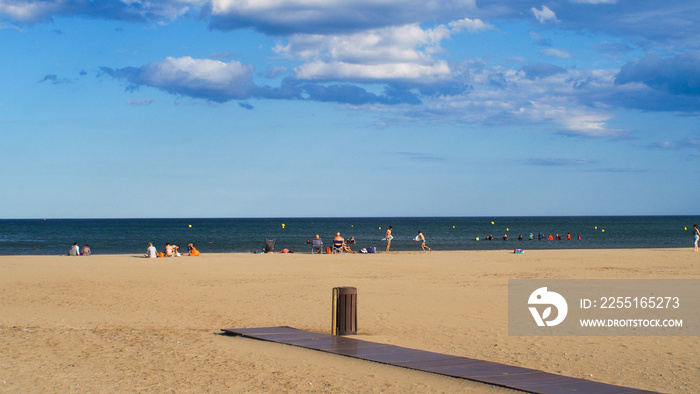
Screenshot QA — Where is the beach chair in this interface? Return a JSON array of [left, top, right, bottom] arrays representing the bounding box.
[[332, 239, 344, 254], [311, 239, 323, 254], [264, 238, 276, 253]]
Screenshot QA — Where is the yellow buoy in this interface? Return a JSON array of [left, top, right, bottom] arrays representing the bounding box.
[[602, 229, 605, 232], [188, 224, 192, 228], [595, 226, 598, 230], [491, 221, 494, 225], [282, 223, 285, 229], [685, 227, 688, 230], [506, 228, 509, 231], [452, 225, 455, 229]]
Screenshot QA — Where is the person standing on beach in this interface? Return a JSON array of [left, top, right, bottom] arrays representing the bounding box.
[[384, 226, 393, 252], [415, 230, 431, 251], [693, 224, 699, 252]]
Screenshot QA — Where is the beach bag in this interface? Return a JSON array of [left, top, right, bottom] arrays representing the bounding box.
[[325, 247, 331, 254], [367, 246, 376, 254], [360, 248, 368, 254], [157, 252, 164, 258]]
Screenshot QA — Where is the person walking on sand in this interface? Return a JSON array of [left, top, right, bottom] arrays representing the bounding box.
[[694, 224, 699, 252], [384, 225, 393, 252], [414, 230, 431, 251]]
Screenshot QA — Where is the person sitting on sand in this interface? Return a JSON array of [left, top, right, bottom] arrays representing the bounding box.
[[68, 242, 81, 256], [82, 244, 91, 256], [145, 243, 157, 258], [164, 242, 174, 257], [187, 243, 200, 256], [342, 242, 356, 253]]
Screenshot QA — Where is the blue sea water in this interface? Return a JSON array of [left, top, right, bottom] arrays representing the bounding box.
[[0, 216, 697, 256]]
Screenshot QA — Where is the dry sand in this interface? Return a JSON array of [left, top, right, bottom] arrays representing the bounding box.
[[0, 249, 698, 393]]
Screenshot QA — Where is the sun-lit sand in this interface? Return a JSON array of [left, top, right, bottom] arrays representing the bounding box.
[[1, 249, 698, 392]]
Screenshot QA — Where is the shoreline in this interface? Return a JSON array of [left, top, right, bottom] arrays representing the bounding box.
[[0, 245, 693, 257], [1, 249, 698, 392]]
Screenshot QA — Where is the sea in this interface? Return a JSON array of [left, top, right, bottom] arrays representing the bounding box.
[[1, 216, 698, 256]]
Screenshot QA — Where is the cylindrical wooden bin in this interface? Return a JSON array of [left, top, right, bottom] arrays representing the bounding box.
[[332, 287, 357, 335]]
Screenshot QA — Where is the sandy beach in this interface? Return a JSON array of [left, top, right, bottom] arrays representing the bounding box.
[[1, 249, 698, 393]]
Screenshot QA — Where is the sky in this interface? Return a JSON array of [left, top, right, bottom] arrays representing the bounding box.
[[1, 0, 699, 219]]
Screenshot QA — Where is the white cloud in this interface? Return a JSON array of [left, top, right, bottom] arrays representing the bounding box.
[[541, 48, 574, 58], [557, 112, 626, 137], [140, 56, 253, 87], [208, 0, 478, 34], [448, 17, 493, 33], [295, 60, 450, 80], [277, 22, 468, 82], [105, 56, 257, 101], [0, 0, 205, 24], [531, 5, 559, 24], [0, 0, 61, 23], [376, 63, 629, 138]]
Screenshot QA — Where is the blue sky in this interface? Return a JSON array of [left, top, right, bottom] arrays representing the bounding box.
[[1, 0, 699, 218]]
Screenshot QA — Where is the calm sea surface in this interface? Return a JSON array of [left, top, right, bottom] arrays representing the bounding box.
[[0, 216, 697, 256]]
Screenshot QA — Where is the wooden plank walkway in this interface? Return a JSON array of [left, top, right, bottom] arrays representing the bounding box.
[[221, 326, 656, 394]]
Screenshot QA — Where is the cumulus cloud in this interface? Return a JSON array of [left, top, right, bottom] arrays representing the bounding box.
[[448, 17, 493, 33], [275, 20, 485, 88], [531, 5, 559, 24], [207, 0, 478, 34], [13, 0, 697, 133], [101, 56, 257, 102], [615, 52, 700, 96], [556, 112, 627, 138], [0, 0, 205, 24], [102, 56, 424, 105]]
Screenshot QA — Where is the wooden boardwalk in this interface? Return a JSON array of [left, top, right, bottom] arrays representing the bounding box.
[[221, 326, 656, 394]]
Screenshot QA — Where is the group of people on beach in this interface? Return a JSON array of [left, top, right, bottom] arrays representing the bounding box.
[[145, 242, 199, 258], [308, 226, 431, 254], [477, 232, 581, 241], [382, 226, 431, 251], [68, 242, 90, 256]]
